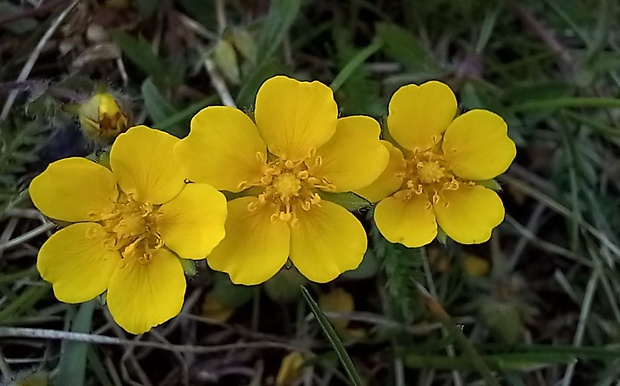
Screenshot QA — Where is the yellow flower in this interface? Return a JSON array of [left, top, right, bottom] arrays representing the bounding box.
[[357, 81, 516, 247], [175, 75, 389, 285], [29, 126, 227, 334], [78, 92, 129, 141]]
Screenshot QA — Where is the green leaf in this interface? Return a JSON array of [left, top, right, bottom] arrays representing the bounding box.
[[264, 267, 308, 303], [480, 301, 522, 344], [112, 32, 172, 86], [231, 27, 258, 64], [141, 78, 183, 136], [341, 250, 379, 280], [331, 36, 383, 94], [477, 179, 502, 191], [258, 0, 302, 61], [320, 191, 371, 211], [376, 23, 441, 72], [156, 96, 218, 133], [301, 286, 364, 386], [213, 272, 254, 308], [476, 7, 501, 53], [180, 259, 197, 277], [213, 39, 241, 84], [55, 301, 95, 386]]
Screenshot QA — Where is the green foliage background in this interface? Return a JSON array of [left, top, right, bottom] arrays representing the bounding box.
[[1, 0, 620, 385]]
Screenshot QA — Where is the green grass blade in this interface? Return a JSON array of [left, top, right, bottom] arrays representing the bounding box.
[[55, 301, 95, 386], [511, 97, 620, 111], [258, 0, 302, 61], [301, 286, 364, 386], [112, 32, 171, 87], [330, 38, 383, 93]]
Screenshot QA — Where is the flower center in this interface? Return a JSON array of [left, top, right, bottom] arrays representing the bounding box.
[[244, 152, 336, 224], [273, 172, 302, 199], [417, 159, 445, 184], [90, 193, 163, 264], [396, 148, 471, 205]]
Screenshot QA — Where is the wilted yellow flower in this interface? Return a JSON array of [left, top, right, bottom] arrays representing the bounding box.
[[175, 75, 389, 285], [30, 126, 227, 334], [78, 92, 129, 141], [358, 81, 516, 247]]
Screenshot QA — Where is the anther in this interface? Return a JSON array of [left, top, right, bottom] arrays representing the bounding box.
[[326, 183, 337, 192], [237, 180, 249, 190], [284, 159, 295, 169], [314, 156, 323, 167], [311, 193, 321, 205], [279, 211, 292, 222], [307, 147, 317, 158], [247, 201, 258, 212]]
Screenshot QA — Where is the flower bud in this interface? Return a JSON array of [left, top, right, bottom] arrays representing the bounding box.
[[78, 92, 129, 142]]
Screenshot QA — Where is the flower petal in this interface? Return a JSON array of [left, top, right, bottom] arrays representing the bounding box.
[[110, 126, 185, 205], [255, 76, 338, 161], [290, 201, 366, 283], [37, 223, 120, 303], [388, 81, 457, 151], [442, 110, 516, 181], [175, 106, 266, 192], [374, 192, 437, 247], [30, 158, 117, 222], [207, 197, 290, 285], [355, 142, 406, 202], [158, 183, 228, 259], [107, 248, 186, 334], [434, 185, 504, 244], [309, 116, 389, 192]]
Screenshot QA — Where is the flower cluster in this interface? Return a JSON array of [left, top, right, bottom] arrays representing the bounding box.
[[30, 76, 516, 334]]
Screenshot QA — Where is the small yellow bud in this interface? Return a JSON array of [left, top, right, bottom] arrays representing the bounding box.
[[201, 291, 235, 323], [275, 352, 304, 386], [319, 288, 354, 331], [463, 254, 491, 277], [78, 92, 129, 142]]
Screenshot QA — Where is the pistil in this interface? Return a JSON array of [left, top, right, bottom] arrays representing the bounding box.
[[246, 155, 336, 224], [394, 147, 469, 205], [90, 193, 163, 263]]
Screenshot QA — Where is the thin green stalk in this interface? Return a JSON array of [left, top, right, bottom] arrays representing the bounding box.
[[405, 353, 575, 371], [301, 286, 364, 386], [0, 284, 50, 323], [512, 97, 620, 112], [330, 38, 383, 93], [56, 301, 95, 386], [415, 283, 501, 386]]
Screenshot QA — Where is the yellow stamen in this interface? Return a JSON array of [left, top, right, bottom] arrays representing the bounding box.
[[98, 193, 163, 264], [243, 155, 333, 223], [392, 147, 469, 205]]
